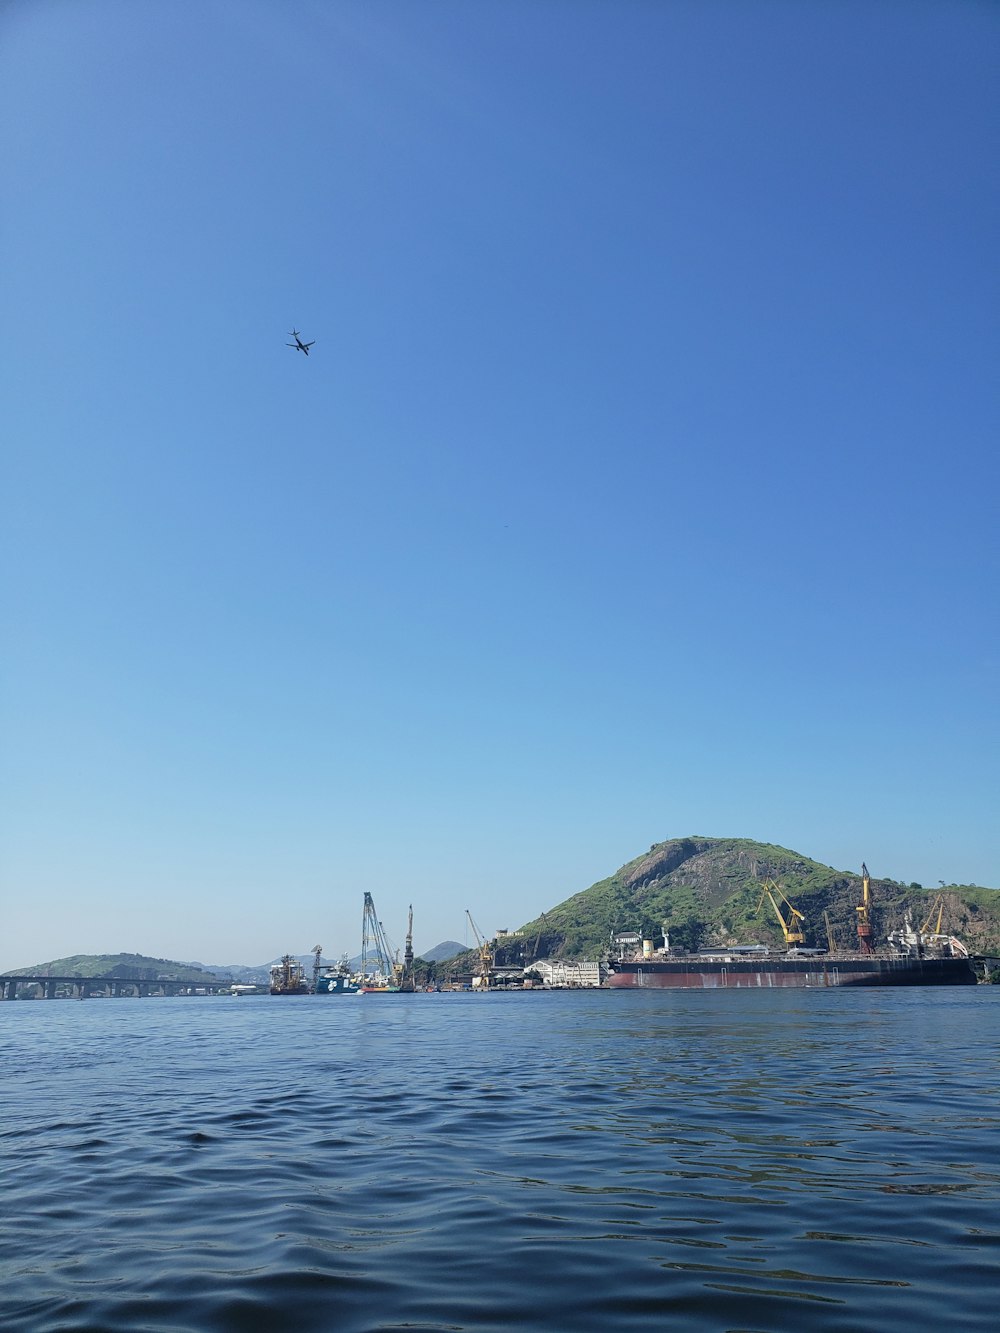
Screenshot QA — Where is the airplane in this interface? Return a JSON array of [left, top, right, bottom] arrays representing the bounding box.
[[287, 329, 315, 355]]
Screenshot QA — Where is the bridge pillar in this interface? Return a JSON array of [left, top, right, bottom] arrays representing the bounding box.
[[46, 981, 56, 999], [5, 979, 17, 1001]]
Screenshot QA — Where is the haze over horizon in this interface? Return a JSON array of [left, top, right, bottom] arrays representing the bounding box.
[[2, 1, 997, 975]]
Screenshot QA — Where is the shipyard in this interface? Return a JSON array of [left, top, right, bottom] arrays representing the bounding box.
[[605, 864, 981, 989], [3, 853, 997, 1002]]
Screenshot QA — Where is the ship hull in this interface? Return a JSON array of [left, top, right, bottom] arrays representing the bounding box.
[[606, 955, 977, 989], [316, 975, 360, 995]]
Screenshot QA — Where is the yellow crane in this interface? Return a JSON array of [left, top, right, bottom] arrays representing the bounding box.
[[756, 878, 806, 947], [920, 896, 945, 937], [823, 911, 837, 953], [856, 863, 874, 955], [465, 910, 493, 988]]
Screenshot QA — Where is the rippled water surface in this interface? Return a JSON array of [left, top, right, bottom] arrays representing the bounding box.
[[3, 988, 999, 1331]]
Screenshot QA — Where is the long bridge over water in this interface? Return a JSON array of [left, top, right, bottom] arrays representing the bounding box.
[[0, 974, 234, 1000]]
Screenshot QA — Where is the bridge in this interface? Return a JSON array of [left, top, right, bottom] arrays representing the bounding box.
[[0, 974, 234, 1000]]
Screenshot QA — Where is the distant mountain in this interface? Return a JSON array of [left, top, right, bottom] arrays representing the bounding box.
[[417, 940, 466, 963], [493, 837, 1000, 961], [9, 953, 228, 982], [198, 961, 270, 984]]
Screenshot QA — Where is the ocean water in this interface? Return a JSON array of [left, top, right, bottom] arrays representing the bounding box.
[[2, 987, 998, 1332]]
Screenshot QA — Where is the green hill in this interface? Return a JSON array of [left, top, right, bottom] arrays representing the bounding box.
[[9, 952, 228, 982], [495, 837, 1000, 962]]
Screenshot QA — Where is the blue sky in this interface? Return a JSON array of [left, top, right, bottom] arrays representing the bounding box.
[[2, 0, 997, 971]]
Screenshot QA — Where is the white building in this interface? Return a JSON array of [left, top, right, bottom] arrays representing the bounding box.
[[531, 959, 605, 987]]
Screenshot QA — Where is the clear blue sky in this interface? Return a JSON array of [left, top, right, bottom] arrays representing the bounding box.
[[2, 0, 997, 971]]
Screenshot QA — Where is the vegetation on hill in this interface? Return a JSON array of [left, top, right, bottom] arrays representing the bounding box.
[[492, 837, 1000, 962], [10, 953, 227, 982]]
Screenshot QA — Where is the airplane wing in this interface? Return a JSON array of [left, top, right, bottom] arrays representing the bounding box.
[[304, 341, 315, 349]]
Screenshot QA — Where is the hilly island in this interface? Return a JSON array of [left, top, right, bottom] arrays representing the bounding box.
[[499, 837, 1000, 964], [7, 837, 1000, 982]]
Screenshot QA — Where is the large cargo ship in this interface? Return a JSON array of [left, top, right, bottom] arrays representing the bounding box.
[[606, 949, 977, 989]]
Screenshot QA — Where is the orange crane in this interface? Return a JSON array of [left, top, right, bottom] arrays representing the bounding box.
[[756, 878, 806, 947]]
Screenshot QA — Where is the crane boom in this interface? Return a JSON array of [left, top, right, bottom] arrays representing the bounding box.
[[920, 896, 945, 937], [361, 891, 399, 984], [856, 863, 874, 955], [756, 878, 806, 946], [823, 911, 837, 953], [465, 909, 493, 988], [529, 911, 547, 963]]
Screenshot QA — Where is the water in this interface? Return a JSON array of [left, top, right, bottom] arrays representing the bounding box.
[[2, 988, 998, 1332]]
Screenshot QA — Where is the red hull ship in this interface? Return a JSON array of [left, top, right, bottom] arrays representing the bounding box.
[[606, 952, 977, 989]]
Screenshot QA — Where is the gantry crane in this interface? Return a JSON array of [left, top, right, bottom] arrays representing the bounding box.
[[756, 878, 806, 947], [465, 909, 493, 988]]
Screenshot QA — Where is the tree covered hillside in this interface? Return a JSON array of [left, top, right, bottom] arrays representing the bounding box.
[[9, 953, 227, 982], [496, 837, 1000, 961]]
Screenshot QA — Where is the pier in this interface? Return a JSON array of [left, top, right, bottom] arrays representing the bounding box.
[[0, 974, 233, 1000]]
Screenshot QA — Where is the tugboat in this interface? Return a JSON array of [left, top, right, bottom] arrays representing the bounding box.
[[269, 955, 309, 995]]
